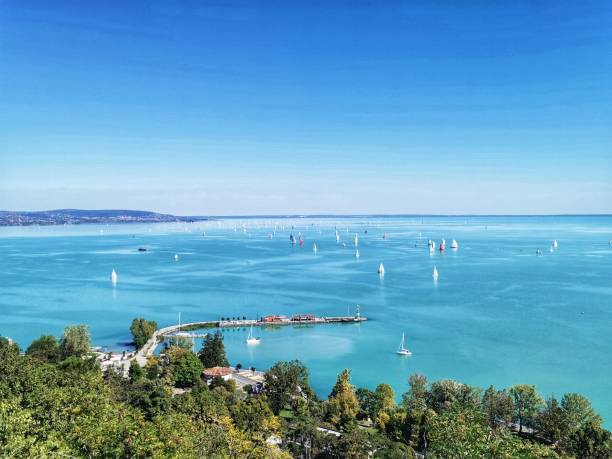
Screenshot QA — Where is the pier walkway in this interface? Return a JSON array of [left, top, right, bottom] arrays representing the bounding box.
[[132, 314, 367, 367]]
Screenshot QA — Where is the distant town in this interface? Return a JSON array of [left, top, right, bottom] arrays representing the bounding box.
[[0, 209, 209, 226]]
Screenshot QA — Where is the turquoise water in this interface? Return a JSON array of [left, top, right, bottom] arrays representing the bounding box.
[[1, 216, 611, 425]]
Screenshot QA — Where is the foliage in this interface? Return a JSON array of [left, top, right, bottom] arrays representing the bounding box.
[[198, 330, 229, 368], [482, 385, 514, 428], [327, 368, 360, 427], [165, 346, 204, 388], [264, 360, 314, 414], [509, 384, 543, 433], [0, 336, 20, 355], [1, 328, 608, 458], [129, 317, 157, 350], [26, 335, 60, 362], [59, 324, 91, 358]]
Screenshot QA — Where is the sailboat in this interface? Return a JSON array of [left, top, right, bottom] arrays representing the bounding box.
[[439, 239, 446, 252], [552, 240, 558, 249], [378, 263, 385, 275], [174, 254, 179, 261], [111, 269, 118, 284], [432, 266, 439, 281], [246, 324, 261, 345], [354, 234, 359, 247], [355, 249, 360, 259], [313, 242, 318, 253], [383, 232, 388, 240], [396, 333, 412, 355], [428, 240, 436, 252], [450, 239, 458, 249], [336, 231, 340, 243]]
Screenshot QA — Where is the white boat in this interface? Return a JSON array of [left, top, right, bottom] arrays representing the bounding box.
[[111, 269, 118, 284], [174, 254, 179, 261], [432, 266, 439, 280], [383, 232, 388, 240], [246, 325, 261, 345], [428, 240, 436, 252], [313, 243, 318, 253], [355, 249, 360, 259], [336, 231, 340, 243], [450, 239, 458, 249], [354, 234, 359, 246], [552, 240, 558, 249], [396, 333, 412, 355], [378, 263, 385, 275]]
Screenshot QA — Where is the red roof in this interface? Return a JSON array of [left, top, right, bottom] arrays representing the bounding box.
[[203, 366, 232, 377]]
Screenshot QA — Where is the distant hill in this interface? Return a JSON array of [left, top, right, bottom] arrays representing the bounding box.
[[0, 209, 209, 226]]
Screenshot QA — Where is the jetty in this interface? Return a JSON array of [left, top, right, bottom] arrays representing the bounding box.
[[132, 309, 367, 367]]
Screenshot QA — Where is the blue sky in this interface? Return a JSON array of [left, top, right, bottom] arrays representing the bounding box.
[[1, 1, 611, 215]]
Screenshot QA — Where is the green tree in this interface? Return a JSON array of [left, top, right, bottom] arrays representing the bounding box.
[[264, 360, 314, 414], [166, 346, 204, 388], [356, 387, 377, 420], [481, 385, 513, 429], [368, 383, 396, 430], [0, 337, 20, 355], [198, 331, 229, 368], [333, 426, 387, 459], [402, 373, 428, 413], [231, 396, 280, 440], [509, 384, 543, 434], [26, 335, 60, 362], [537, 396, 564, 444], [59, 324, 91, 358], [560, 392, 602, 435], [428, 379, 481, 413], [426, 406, 490, 458], [129, 318, 157, 350], [328, 368, 360, 427], [128, 362, 145, 382], [564, 420, 612, 458]]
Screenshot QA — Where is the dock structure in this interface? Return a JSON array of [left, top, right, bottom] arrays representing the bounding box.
[[132, 309, 367, 367]]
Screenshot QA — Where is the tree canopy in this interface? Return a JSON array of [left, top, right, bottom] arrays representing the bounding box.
[[130, 318, 157, 350], [198, 330, 229, 368]]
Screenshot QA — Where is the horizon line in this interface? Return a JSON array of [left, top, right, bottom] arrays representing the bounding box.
[[2, 208, 611, 218]]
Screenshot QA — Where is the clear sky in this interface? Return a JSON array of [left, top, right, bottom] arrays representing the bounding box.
[[1, 1, 611, 215]]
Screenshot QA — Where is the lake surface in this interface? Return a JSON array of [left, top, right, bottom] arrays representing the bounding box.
[[1, 216, 611, 425]]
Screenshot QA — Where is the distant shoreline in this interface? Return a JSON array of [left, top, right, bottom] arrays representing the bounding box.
[[0, 209, 610, 227]]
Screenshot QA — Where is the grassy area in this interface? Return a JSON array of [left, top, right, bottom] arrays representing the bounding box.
[[279, 409, 294, 419]]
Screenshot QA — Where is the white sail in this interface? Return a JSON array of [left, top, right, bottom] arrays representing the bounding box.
[[429, 241, 436, 252], [336, 231, 340, 243], [396, 332, 412, 355], [313, 243, 318, 253], [354, 234, 359, 246], [355, 249, 360, 259], [432, 266, 439, 280], [450, 239, 458, 249], [111, 269, 118, 284], [246, 324, 260, 344], [174, 254, 179, 261], [378, 263, 385, 275], [552, 240, 558, 249]]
